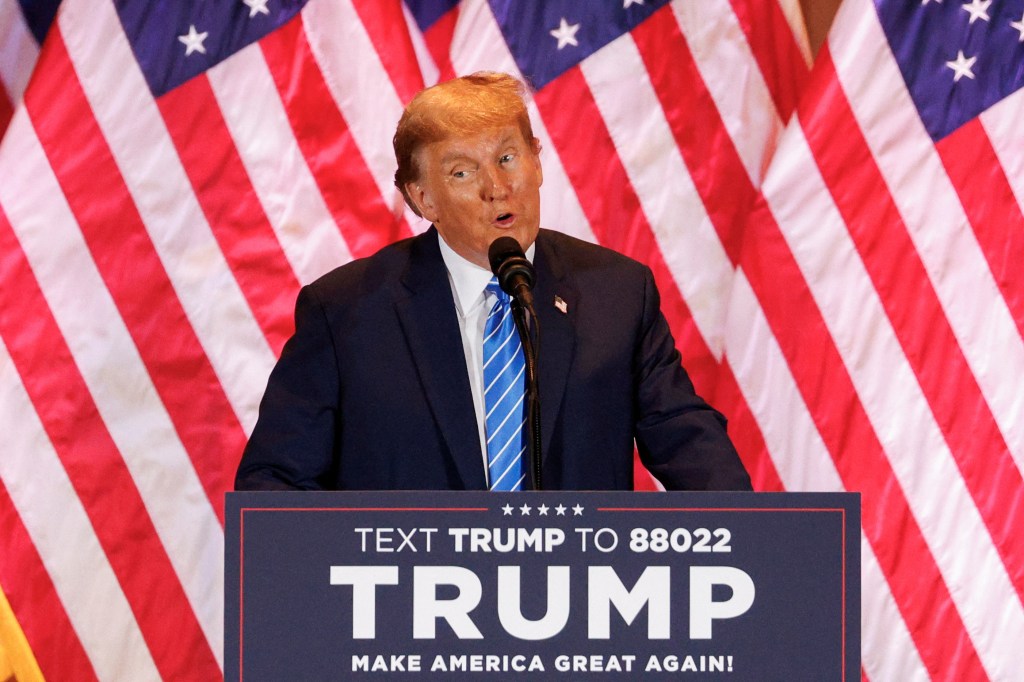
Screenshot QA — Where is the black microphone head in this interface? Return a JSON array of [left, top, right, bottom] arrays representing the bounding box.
[[488, 237, 535, 297], [488, 236, 524, 273]]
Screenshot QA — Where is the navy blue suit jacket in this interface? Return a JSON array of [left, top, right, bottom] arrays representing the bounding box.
[[235, 228, 751, 491]]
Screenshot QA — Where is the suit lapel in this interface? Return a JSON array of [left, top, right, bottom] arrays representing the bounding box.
[[394, 229, 486, 489], [532, 231, 577, 463]]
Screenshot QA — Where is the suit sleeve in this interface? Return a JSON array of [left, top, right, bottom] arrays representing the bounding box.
[[633, 267, 753, 491], [234, 284, 341, 490]]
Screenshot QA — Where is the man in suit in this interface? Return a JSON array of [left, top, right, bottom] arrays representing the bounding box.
[[235, 72, 751, 492]]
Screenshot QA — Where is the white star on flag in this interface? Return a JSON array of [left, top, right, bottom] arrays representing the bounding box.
[[177, 25, 208, 56], [550, 18, 580, 50], [961, 0, 991, 25], [1011, 13, 1024, 41], [624, 0, 645, 8], [242, 0, 271, 18], [945, 50, 977, 81]]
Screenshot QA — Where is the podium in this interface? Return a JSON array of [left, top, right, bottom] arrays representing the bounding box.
[[226, 491, 859, 680]]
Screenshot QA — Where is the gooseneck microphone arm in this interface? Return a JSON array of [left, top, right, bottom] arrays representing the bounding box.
[[510, 299, 540, 490], [488, 237, 542, 491]]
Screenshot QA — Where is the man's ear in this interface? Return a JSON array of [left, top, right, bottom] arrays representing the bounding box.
[[405, 181, 438, 223]]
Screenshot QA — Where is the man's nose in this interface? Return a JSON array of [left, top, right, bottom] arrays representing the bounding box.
[[480, 164, 511, 200]]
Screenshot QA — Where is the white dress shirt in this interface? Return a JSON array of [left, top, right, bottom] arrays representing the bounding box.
[[437, 234, 535, 486]]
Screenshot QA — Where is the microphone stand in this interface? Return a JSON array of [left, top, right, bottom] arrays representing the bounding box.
[[510, 298, 542, 491]]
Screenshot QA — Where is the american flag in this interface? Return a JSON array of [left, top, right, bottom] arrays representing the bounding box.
[[0, 0, 1020, 680], [727, 0, 1024, 679]]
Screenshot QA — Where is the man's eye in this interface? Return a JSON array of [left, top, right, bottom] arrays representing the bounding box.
[[500, 154, 514, 163], [452, 170, 467, 178]]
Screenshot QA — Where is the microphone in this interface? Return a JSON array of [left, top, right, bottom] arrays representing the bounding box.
[[488, 236, 535, 308]]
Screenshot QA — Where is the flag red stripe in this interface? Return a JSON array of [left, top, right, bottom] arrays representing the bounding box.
[[0, 207, 220, 680], [936, 119, 1024, 342], [351, 0, 425, 104], [727, 0, 809, 120], [0, 481, 97, 682], [802, 48, 1024, 604], [259, 15, 412, 260], [739, 196, 986, 678], [157, 76, 300, 355], [25, 30, 242, 521], [632, 6, 755, 264], [534, 68, 719, 395]]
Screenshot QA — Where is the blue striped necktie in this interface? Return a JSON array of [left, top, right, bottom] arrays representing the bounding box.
[[483, 278, 526, 491]]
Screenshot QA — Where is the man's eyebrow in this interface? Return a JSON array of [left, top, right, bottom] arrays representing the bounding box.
[[439, 150, 474, 165], [437, 135, 522, 165]]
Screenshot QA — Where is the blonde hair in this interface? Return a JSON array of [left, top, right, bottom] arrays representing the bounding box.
[[393, 72, 535, 215]]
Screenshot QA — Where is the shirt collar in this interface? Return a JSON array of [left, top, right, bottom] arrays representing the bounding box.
[[437, 233, 536, 317]]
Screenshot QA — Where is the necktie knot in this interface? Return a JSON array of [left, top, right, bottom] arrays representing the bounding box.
[[486, 277, 508, 304]]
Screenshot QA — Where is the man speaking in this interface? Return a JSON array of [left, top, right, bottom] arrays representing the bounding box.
[[235, 72, 751, 492]]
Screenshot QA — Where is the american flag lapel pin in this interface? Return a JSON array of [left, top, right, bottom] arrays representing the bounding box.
[[554, 295, 568, 314]]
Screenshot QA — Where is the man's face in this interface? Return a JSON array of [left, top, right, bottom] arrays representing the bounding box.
[[405, 125, 543, 269]]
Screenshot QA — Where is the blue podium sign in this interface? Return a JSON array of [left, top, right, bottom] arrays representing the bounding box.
[[225, 491, 859, 680]]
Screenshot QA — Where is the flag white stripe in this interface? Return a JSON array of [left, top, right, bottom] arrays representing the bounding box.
[[980, 88, 1024, 227], [0, 110, 225, 666], [670, 0, 787, 187], [860, 534, 931, 682], [301, 0, 409, 218], [206, 42, 354, 288], [582, 34, 733, 360], [724, 272, 843, 492], [831, 0, 1024, 473], [59, 1, 275, 435], [0, 335, 161, 682], [0, 1, 37, 104], [762, 120, 1024, 682]]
